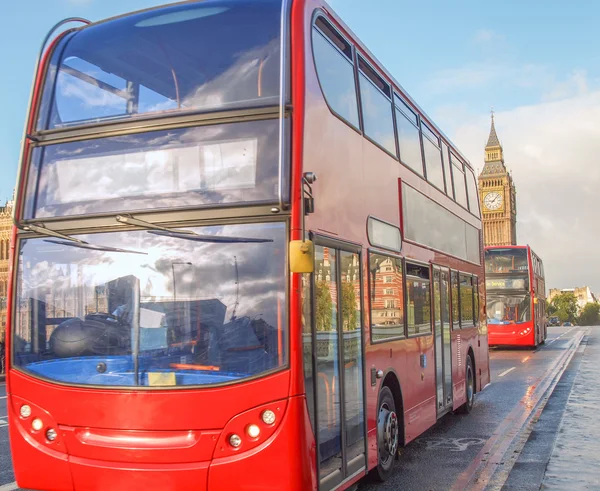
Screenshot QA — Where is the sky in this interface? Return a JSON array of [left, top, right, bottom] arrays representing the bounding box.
[[1, 0, 599, 293]]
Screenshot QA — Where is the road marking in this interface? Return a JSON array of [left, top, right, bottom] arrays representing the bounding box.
[[0, 396, 6, 399], [521, 356, 530, 363], [418, 437, 486, 452], [498, 367, 516, 377], [0, 482, 18, 491]]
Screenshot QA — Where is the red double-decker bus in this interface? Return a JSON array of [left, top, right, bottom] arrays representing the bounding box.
[[485, 245, 547, 348], [7, 1, 489, 490]]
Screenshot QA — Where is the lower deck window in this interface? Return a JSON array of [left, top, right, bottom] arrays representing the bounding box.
[[406, 263, 431, 336]]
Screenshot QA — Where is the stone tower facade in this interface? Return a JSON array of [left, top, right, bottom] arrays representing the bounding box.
[[478, 115, 517, 246], [0, 200, 13, 339]]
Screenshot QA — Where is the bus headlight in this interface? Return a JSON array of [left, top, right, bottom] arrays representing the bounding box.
[[247, 424, 260, 438], [20, 405, 32, 418], [32, 418, 43, 431], [261, 409, 276, 425], [46, 428, 57, 441], [228, 434, 242, 448]]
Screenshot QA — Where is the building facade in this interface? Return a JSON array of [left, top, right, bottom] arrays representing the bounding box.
[[0, 200, 12, 340], [478, 115, 517, 246], [548, 287, 597, 312]]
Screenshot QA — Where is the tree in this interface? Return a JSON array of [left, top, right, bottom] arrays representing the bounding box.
[[548, 292, 578, 324], [315, 280, 334, 331], [341, 281, 358, 331], [578, 302, 600, 326]]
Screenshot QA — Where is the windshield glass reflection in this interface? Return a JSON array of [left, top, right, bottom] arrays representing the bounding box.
[[487, 294, 531, 324], [13, 222, 287, 387]]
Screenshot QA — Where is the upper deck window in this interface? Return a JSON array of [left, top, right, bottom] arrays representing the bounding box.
[[394, 94, 423, 176], [358, 57, 396, 155], [37, 0, 284, 130], [421, 122, 444, 191], [451, 153, 468, 208], [466, 168, 480, 217], [312, 17, 360, 129], [485, 248, 528, 274]]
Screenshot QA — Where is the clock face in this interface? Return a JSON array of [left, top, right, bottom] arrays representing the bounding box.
[[484, 191, 503, 211]]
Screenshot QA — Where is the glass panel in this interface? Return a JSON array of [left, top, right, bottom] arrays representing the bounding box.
[[312, 29, 360, 128], [433, 269, 443, 409], [452, 159, 468, 208], [423, 136, 444, 191], [367, 217, 401, 252], [402, 184, 481, 264], [473, 277, 479, 324], [451, 271, 460, 329], [13, 222, 287, 387], [396, 109, 423, 175], [314, 246, 342, 478], [29, 119, 280, 219], [466, 169, 480, 217], [460, 275, 474, 326], [37, 0, 283, 129], [441, 270, 452, 404], [441, 142, 452, 197], [406, 264, 431, 336], [369, 253, 404, 341], [487, 294, 532, 324], [395, 96, 418, 126], [484, 248, 529, 274], [340, 251, 364, 463], [302, 273, 315, 430], [359, 74, 396, 155]]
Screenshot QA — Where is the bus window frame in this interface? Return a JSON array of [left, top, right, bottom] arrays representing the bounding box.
[[367, 249, 406, 344]]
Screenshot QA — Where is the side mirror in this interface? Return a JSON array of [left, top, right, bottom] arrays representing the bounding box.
[[289, 240, 314, 273]]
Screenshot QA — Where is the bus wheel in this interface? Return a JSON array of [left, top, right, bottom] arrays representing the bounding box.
[[457, 355, 474, 414], [374, 386, 398, 481]]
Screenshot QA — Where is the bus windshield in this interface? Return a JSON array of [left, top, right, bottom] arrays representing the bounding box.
[[486, 294, 531, 325], [36, 0, 284, 130], [12, 222, 287, 387], [485, 248, 528, 274]]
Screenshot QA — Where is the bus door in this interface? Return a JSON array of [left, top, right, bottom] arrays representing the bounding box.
[[433, 266, 453, 416], [308, 237, 366, 491]]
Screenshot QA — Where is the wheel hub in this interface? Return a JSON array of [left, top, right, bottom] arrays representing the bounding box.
[[378, 405, 398, 463]]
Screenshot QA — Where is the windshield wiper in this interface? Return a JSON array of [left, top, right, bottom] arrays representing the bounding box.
[[22, 223, 87, 244], [116, 214, 196, 235], [148, 230, 273, 243], [116, 214, 273, 243], [44, 239, 147, 255]]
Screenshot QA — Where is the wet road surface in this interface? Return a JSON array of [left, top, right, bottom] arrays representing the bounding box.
[[0, 326, 590, 491]]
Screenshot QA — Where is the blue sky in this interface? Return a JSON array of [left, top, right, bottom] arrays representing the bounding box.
[[1, 0, 599, 292]]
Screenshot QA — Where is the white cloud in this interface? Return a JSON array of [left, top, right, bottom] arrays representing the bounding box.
[[473, 29, 503, 44], [449, 91, 600, 294]]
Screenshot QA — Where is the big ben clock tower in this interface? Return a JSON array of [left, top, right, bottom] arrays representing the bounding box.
[[478, 113, 517, 246]]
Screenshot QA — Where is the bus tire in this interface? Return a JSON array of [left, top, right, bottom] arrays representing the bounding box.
[[457, 355, 474, 414], [373, 386, 399, 482]]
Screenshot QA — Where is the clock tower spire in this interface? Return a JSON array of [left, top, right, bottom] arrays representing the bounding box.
[[478, 112, 517, 246]]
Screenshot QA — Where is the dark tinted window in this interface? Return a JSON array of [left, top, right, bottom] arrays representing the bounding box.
[[27, 119, 281, 218], [359, 60, 395, 155], [460, 274, 474, 327], [312, 21, 359, 128], [396, 109, 423, 175], [451, 154, 468, 208], [406, 263, 431, 336], [369, 253, 404, 341], [38, 0, 283, 129], [451, 271, 460, 329], [422, 124, 444, 191], [466, 168, 480, 217], [441, 142, 452, 197]]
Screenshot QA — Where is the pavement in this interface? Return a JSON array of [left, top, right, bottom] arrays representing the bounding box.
[[0, 326, 598, 490]]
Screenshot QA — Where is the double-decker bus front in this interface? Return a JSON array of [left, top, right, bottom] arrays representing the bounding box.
[[485, 246, 545, 347], [7, 2, 313, 490]]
